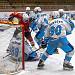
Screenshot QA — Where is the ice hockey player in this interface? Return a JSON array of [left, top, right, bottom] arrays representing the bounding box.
[[7, 12, 39, 61], [48, 11, 60, 54], [30, 7, 42, 32], [31, 7, 49, 49], [37, 14, 75, 70], [25, 6, 36, 23]]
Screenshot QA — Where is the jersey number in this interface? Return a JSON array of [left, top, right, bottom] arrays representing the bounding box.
[[50, 25, 62, 36]]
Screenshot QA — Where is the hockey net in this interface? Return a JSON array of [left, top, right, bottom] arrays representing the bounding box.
[[0, 20, 25, 74]]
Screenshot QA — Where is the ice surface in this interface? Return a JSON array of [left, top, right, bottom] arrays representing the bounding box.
[[0, 25, 75, 75]]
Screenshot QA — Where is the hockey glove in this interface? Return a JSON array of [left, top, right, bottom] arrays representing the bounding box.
[[41, 40, 47, 49], [8, 15, 14, 21]]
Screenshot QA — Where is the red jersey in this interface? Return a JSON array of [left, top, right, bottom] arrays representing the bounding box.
[[10, 13, 30, 32]]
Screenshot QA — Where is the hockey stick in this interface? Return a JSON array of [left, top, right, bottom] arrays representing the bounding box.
[[3, 53, 11, 59], [29, 47, 42, 55], [34, 48, 41, 52]]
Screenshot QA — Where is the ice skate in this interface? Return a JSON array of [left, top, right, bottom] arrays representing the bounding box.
[[54, 48, 59, 54], [63, 63, 74, 71], [37, 60, 45, 69]]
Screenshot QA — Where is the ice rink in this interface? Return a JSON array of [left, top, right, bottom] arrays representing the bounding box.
[[0, 26, 75, 75]]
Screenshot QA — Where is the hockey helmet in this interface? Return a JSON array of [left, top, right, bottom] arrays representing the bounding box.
[[51, 11, 60, 19], [23, 13, 29, 21], [58, 9, 64, 17], [34, 7, 41, 12], [26, 7, 30, 11]]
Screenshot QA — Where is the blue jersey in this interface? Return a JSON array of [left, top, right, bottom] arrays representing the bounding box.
[[30, 12, 49, 31], [37, 15, 48, 29], [30, 12, 42, 31], [45, 15, 74, 39]]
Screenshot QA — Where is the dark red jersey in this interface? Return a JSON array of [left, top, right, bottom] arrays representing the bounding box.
[[10, 13, 30, 32]]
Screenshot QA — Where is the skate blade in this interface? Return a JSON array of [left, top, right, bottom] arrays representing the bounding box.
[[37, 67, 44, 70], [63, 67, 73, 71]]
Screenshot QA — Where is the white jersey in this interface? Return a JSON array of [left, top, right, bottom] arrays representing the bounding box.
[[36, 13, 49, 29], [45, 18, 73, 39], [29, 11, 35, 19], [37, 16, 48, 28]]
